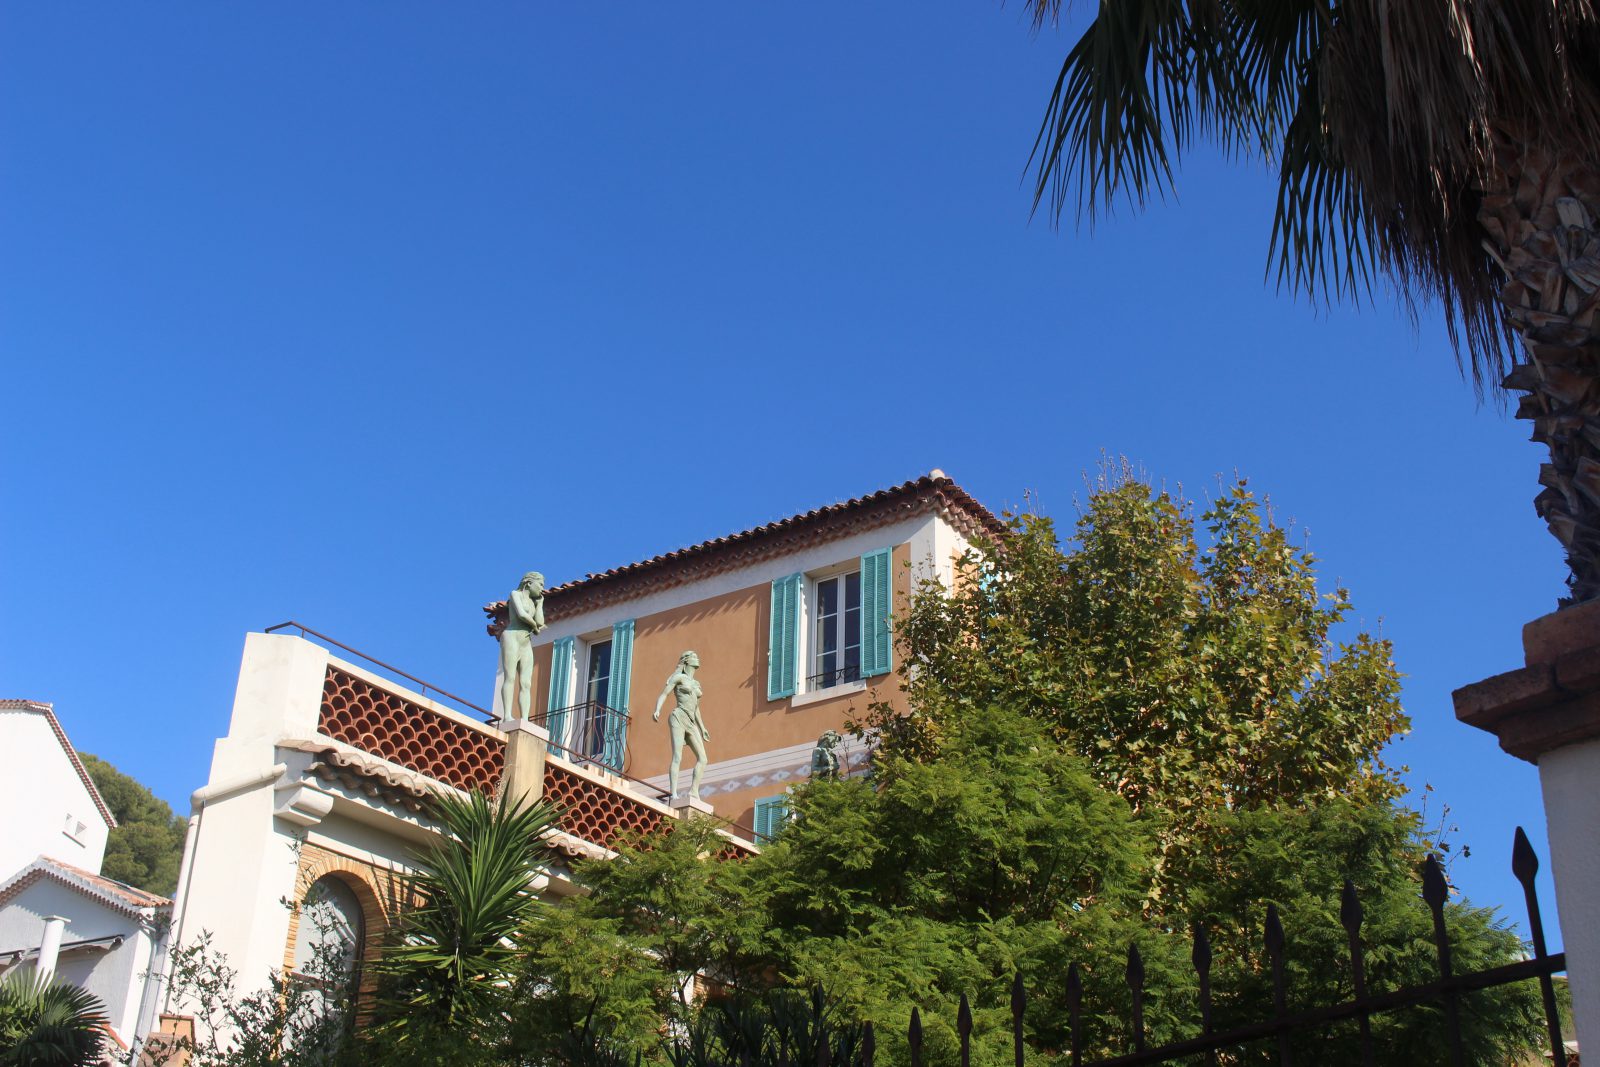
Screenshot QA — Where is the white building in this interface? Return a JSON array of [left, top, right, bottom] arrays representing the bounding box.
[[0, 858, 171, 1046], [0, 699, 115, 878], [0, 699, 172, 1054]]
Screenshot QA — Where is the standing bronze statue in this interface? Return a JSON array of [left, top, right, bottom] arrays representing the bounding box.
[[653, 650, 710, 802], [499, 572, 546, 719], [810, 730, 842, 780]]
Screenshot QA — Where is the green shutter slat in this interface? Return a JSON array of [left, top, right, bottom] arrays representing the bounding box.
[[767, 574, 801, 700], [546, 636, 575, 745], [753, 795, 790, 843], [860, 548, 893, 677], [605, 620, 635, 770]]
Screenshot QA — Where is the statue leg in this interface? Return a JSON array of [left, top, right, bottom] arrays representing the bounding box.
[[498, 638, 520, 718], [686, 730, 708, 801], [515, 646, 534, 721], [668, 730, 684, 800]]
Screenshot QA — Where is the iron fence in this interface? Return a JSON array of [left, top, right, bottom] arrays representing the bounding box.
[[827, 828, 1569, 1067]]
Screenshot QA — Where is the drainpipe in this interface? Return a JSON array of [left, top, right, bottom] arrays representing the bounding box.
[[36, 916, 66, 982]]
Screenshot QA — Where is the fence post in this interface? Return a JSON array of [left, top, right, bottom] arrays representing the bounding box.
[[1264, 904, 1291, 1066], [1339, 880, 1375, 1067], [1512, 828, 1570, 1065]]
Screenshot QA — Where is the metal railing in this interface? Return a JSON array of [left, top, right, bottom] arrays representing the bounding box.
[[535, 700, 631, 774], [806, 663, 862, 692], [265, 621, 496, 722]]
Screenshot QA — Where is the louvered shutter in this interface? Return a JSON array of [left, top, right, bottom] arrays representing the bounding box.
[[604, 620, 635, 770], [546, 636, 575, 747], [753, 795, 789, 843], [859, 548, 892, 677], [767, 573, 802, 699]]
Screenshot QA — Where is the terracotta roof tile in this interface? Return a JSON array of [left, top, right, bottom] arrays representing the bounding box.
[[0, 856, 171, 916], [483, 471, 1001, 629], [0, 700, 117, 830]]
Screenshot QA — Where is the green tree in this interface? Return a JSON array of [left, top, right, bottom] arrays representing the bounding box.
[[871, 468, 1407, 904], [0, 972, 105, 1067], [1022, 1, 1600, 603], [79, 753, 187, 895]]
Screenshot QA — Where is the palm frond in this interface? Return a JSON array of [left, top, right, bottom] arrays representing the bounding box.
[[1027, 0, 1600, 389]]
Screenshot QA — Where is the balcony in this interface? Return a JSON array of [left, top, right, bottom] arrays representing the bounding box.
[[534, 700, 630, 775]]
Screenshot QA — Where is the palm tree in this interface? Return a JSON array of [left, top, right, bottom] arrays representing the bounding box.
[[1026, 1, 1600, 603], [0, 972, 107, 1067], [370, 787, 561, 1050]]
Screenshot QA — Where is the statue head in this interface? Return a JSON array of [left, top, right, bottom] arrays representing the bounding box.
[[679, 650, 700, 669], [817, 729, 841, 751], [520, 572, 545, 595]]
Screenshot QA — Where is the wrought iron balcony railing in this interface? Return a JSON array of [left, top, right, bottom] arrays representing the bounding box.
[[536, 700, 631, 774], [805, 663, 862, 693]]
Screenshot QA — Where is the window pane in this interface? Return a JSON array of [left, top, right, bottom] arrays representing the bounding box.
[[843, 572, 862, 680], [815, 577, 839, 681], [587, 641, 612, 707]]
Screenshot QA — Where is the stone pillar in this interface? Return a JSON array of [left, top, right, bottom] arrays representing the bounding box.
[[1454, 598, 1600, 1053], [497, 718, 550, 808], [670, 796, 714, 821], [36, 915, 66, 982]]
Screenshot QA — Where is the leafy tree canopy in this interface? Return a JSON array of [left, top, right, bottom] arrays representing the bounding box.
[[79, 753, 186, 896]]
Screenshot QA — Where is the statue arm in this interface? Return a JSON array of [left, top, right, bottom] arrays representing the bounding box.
[[653, 670, 682, 721], [507, 590, 539, 629]]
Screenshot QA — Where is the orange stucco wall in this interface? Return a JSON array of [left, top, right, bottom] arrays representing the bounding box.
[[530, 541, 916, 836]]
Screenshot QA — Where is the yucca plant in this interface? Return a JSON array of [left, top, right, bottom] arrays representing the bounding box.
[[369, 787, 561, 1051], [1026, 1, 1600, 603], [0, 971, 107, 1067]]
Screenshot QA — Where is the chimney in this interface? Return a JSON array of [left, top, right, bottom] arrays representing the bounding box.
[[36, 916, 67, 981]]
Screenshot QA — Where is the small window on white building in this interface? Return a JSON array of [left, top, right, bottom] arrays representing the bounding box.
[[62, 815, 87, 844]]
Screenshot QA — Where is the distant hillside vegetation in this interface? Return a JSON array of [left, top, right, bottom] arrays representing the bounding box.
[[80, 753, 186, 896]]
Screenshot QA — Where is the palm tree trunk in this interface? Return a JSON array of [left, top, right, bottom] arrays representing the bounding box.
[[1479, 126, 1600, 604]]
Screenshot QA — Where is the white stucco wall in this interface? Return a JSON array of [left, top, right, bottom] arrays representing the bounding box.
[[1539, 737, 1600, 1052], [166, 633, 330, 1009], [0, 878, 161, 1040], [0, 707, 110, 879]]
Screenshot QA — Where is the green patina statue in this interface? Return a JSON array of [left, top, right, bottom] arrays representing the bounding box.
[[499, 572, 546, 719], [810, 729, 842, 780], [653, 650, 710, 802]]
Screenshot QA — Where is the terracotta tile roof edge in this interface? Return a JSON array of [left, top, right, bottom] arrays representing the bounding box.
[[482, 471, 1003, 627], [0, 700, 118, 830], [0, 856, 171, 917]]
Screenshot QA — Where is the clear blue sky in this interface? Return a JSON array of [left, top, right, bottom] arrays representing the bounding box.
[[1, 5, 1565, 936]]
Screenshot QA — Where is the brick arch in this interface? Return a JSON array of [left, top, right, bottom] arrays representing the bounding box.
[[284, 845, 406, 1003]]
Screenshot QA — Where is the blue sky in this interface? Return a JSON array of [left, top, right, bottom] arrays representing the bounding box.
[[1, 5, 1564, 932]]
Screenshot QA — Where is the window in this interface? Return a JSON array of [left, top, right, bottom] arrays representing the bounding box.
[[62, 815, 87, 844], [292, 876, 364, 981], [809, 571, 861, 691], [578, 639, 614, 761], [767, 548, 892, 701], [753, 795, 790, 843]]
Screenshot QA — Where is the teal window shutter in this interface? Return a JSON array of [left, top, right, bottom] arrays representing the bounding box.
[[767, 573, 802, 700], [753, 795, 789, 843], [546, 636, 575, 747], [604, 620, 635, 770], [859, 548, 892, 677]]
